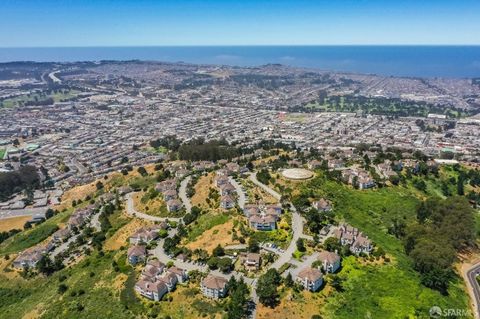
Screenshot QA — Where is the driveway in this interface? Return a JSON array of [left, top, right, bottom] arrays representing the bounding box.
[[229, 176, 246, 209]]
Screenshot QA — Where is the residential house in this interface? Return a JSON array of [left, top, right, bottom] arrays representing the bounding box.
[[141, 260, 165, 281], [307, 160, 322, 170], [201, 274, 228, 299], [129, 226, 160, 244], [219, 183, 236, 196], [159, 272, 178, 291], [296, 267, 323, 292], [240, 252, 261, 271], [317, 250, 341, 273], [135, 280, 168, 301], [215, 175, 229, 187], [162, 189, 178, 201], [220, 195, 235, 209], [166, 199, 182, 212], [52, 228, 71, 243], [167, 266, 188, 283], [127, 245, 147, 265], [312, 198, 332, 212], [13, 248, 45, 269], [334, 224, 373, 254], [249, 213, 277, 231]]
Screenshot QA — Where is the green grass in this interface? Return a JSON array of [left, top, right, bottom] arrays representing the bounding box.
[[323, 256, 469, 319], [0, 149, 5, 160], [0, 206, 79, 255], [144, 146, 168, 154], [0, 250, 140, 319], [106, 210, 132, 238], [0, 90, 81, 109], [296, 175, 471, 318], [187, 213, 229, 242], [128, 175, 156, 190]]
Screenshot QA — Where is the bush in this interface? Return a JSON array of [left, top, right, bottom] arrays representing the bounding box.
[[58, 284, 68, 294]]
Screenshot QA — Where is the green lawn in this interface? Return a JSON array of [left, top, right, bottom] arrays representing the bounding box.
[[295, 175, 471, 318], [0, 90, 81, 109]]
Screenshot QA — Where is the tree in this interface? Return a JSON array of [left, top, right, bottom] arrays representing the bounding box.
[[207, 257, 219, 270], [248, 238, 260, 253], [457, 175, 465, 196], [284, 273, 294, 287], [137, 166, 148, 177], [45, 208, 54, 219], [324, 237, 341, 253], [405, 196, 475, 293], [212, 244, 225, 257], [218, 257, 233, 273], [413, 179, 427, 192], [256, 269, 281, 308], [296, 238, 306, 252], [226, 277, 249, 319], [58, 284, 68, 294], [95, 181, 104, 190]]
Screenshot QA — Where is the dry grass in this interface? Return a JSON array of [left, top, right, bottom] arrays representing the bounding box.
[[112, 273, 129, 291], [257, 289, 325, 319], [55, 182, 97, 210], [104, 217, 151, 251], [152, 283, 222, 319], [0, 216, 31, 232], [132, 192, 166, 216], [191, 172, 215, 209], [21, 303, 44, 319], [243, 180, 278, 204], [185, 220, 237, 254], [0, 254, 21, 280]]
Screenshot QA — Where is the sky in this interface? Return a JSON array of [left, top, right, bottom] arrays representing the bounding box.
[[0, 0, 479, 47]]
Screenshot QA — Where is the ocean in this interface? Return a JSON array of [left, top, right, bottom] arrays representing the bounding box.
[[0, 46, 479, 78]]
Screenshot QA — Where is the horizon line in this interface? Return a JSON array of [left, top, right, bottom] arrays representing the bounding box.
[[1, 44, 480, 49]]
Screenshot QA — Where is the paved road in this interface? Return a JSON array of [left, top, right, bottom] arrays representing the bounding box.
[[178, 176, 192, 214], [229, 176, 246, 209], [248, 172, 306, 271], [48, 70, 62, 83], [248, 173, 281, 201], [90, 208, 102, 231], [151, 236, 258, 317], [466, 262, 480, 319], [285, 252, 320, 278], [125, 193, 181, 222], [51, 210, 101, 259]]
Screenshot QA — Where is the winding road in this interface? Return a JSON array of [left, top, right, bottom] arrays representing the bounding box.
[[126, 172, 312, 319], [465, 261, 480, 319], [124, 192, 181, 222], [178, 175, 192, 213], [248, 172, 306, 270]]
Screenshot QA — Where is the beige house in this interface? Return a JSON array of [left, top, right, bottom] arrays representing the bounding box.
[[201, 274, 228, 299], [296, 267, 323, 292]]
